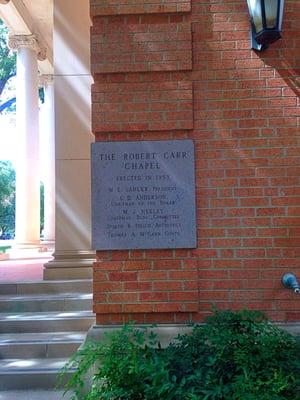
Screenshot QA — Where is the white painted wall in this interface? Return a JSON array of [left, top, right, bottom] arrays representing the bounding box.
[[54, 0, 93, 252]]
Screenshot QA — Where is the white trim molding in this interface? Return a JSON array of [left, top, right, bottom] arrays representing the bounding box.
[[39, 73, 54, 87], [8, 33, 46, 61]]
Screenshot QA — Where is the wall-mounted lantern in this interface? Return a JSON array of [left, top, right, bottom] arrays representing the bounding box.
[[246, 0, 285, 51]]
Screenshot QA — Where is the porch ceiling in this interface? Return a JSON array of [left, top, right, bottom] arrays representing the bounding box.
[[0, 0, 53, 74]]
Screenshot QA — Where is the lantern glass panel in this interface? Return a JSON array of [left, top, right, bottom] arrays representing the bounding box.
[[264, 0, 278, 29], [248, 0, 263, 33]]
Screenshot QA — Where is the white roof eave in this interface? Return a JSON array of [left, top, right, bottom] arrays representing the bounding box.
[[0, 0, 53, 74]]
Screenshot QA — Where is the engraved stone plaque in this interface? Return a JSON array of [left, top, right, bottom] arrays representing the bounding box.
[[91, 140, 196, 250]]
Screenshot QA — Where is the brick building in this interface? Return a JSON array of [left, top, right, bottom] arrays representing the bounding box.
[[1, 0, 300, 331], [0, 0, 299, 392], [90, 0, 300, 326]]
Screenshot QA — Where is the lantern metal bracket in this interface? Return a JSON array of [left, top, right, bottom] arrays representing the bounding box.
[[282, 273, 300, 294], [250, 30, 266, 51]]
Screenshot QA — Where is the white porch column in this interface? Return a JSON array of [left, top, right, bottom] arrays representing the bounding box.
[[8, 35, 46, 247], [39, 74, 55, 247], [43, 0, 95, 280]]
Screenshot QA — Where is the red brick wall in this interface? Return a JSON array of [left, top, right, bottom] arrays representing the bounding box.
[[90, 0, 191, 16], [91, 0, 300, 324], [91, 21, 192, 74], [92, 81, 193, 131]]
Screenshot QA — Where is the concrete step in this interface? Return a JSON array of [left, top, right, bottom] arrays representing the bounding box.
[[0, 331, 86, 359], [0, 358, 74, 390], [0, 293, 92, 312], [0, 279, 92, 295], [0, 311, 95, 333], [0, 279, 93, 391]]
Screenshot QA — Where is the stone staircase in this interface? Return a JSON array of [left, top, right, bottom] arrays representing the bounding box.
[[0, 280, 95, 391]]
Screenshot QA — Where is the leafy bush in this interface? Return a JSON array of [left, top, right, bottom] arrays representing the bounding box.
[[61, 309, 300, 400]]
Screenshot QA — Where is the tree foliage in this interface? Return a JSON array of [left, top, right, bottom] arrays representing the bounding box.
[[0, 19, 16, 112], [0, 160, 15, 234]]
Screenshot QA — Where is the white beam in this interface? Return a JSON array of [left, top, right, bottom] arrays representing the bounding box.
[[0, 0, 30, 34]]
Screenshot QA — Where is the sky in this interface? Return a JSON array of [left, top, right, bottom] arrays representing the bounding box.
[[0, 114, 17, 167], [0, 78, 46, 175], [0, 113, 47, 179], [0, 23, 45, 176], [0, 72, 17, 167]]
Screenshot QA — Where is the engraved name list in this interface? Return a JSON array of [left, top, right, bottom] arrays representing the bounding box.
[[91, 140, 196, 250]]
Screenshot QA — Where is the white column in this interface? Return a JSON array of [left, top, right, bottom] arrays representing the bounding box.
[[39, 74, 55, 247], [8, 35, 46, 247], [43, 0, 95, 280]]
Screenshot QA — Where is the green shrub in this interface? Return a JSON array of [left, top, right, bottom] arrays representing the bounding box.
[[60, 309, 300, 400]]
